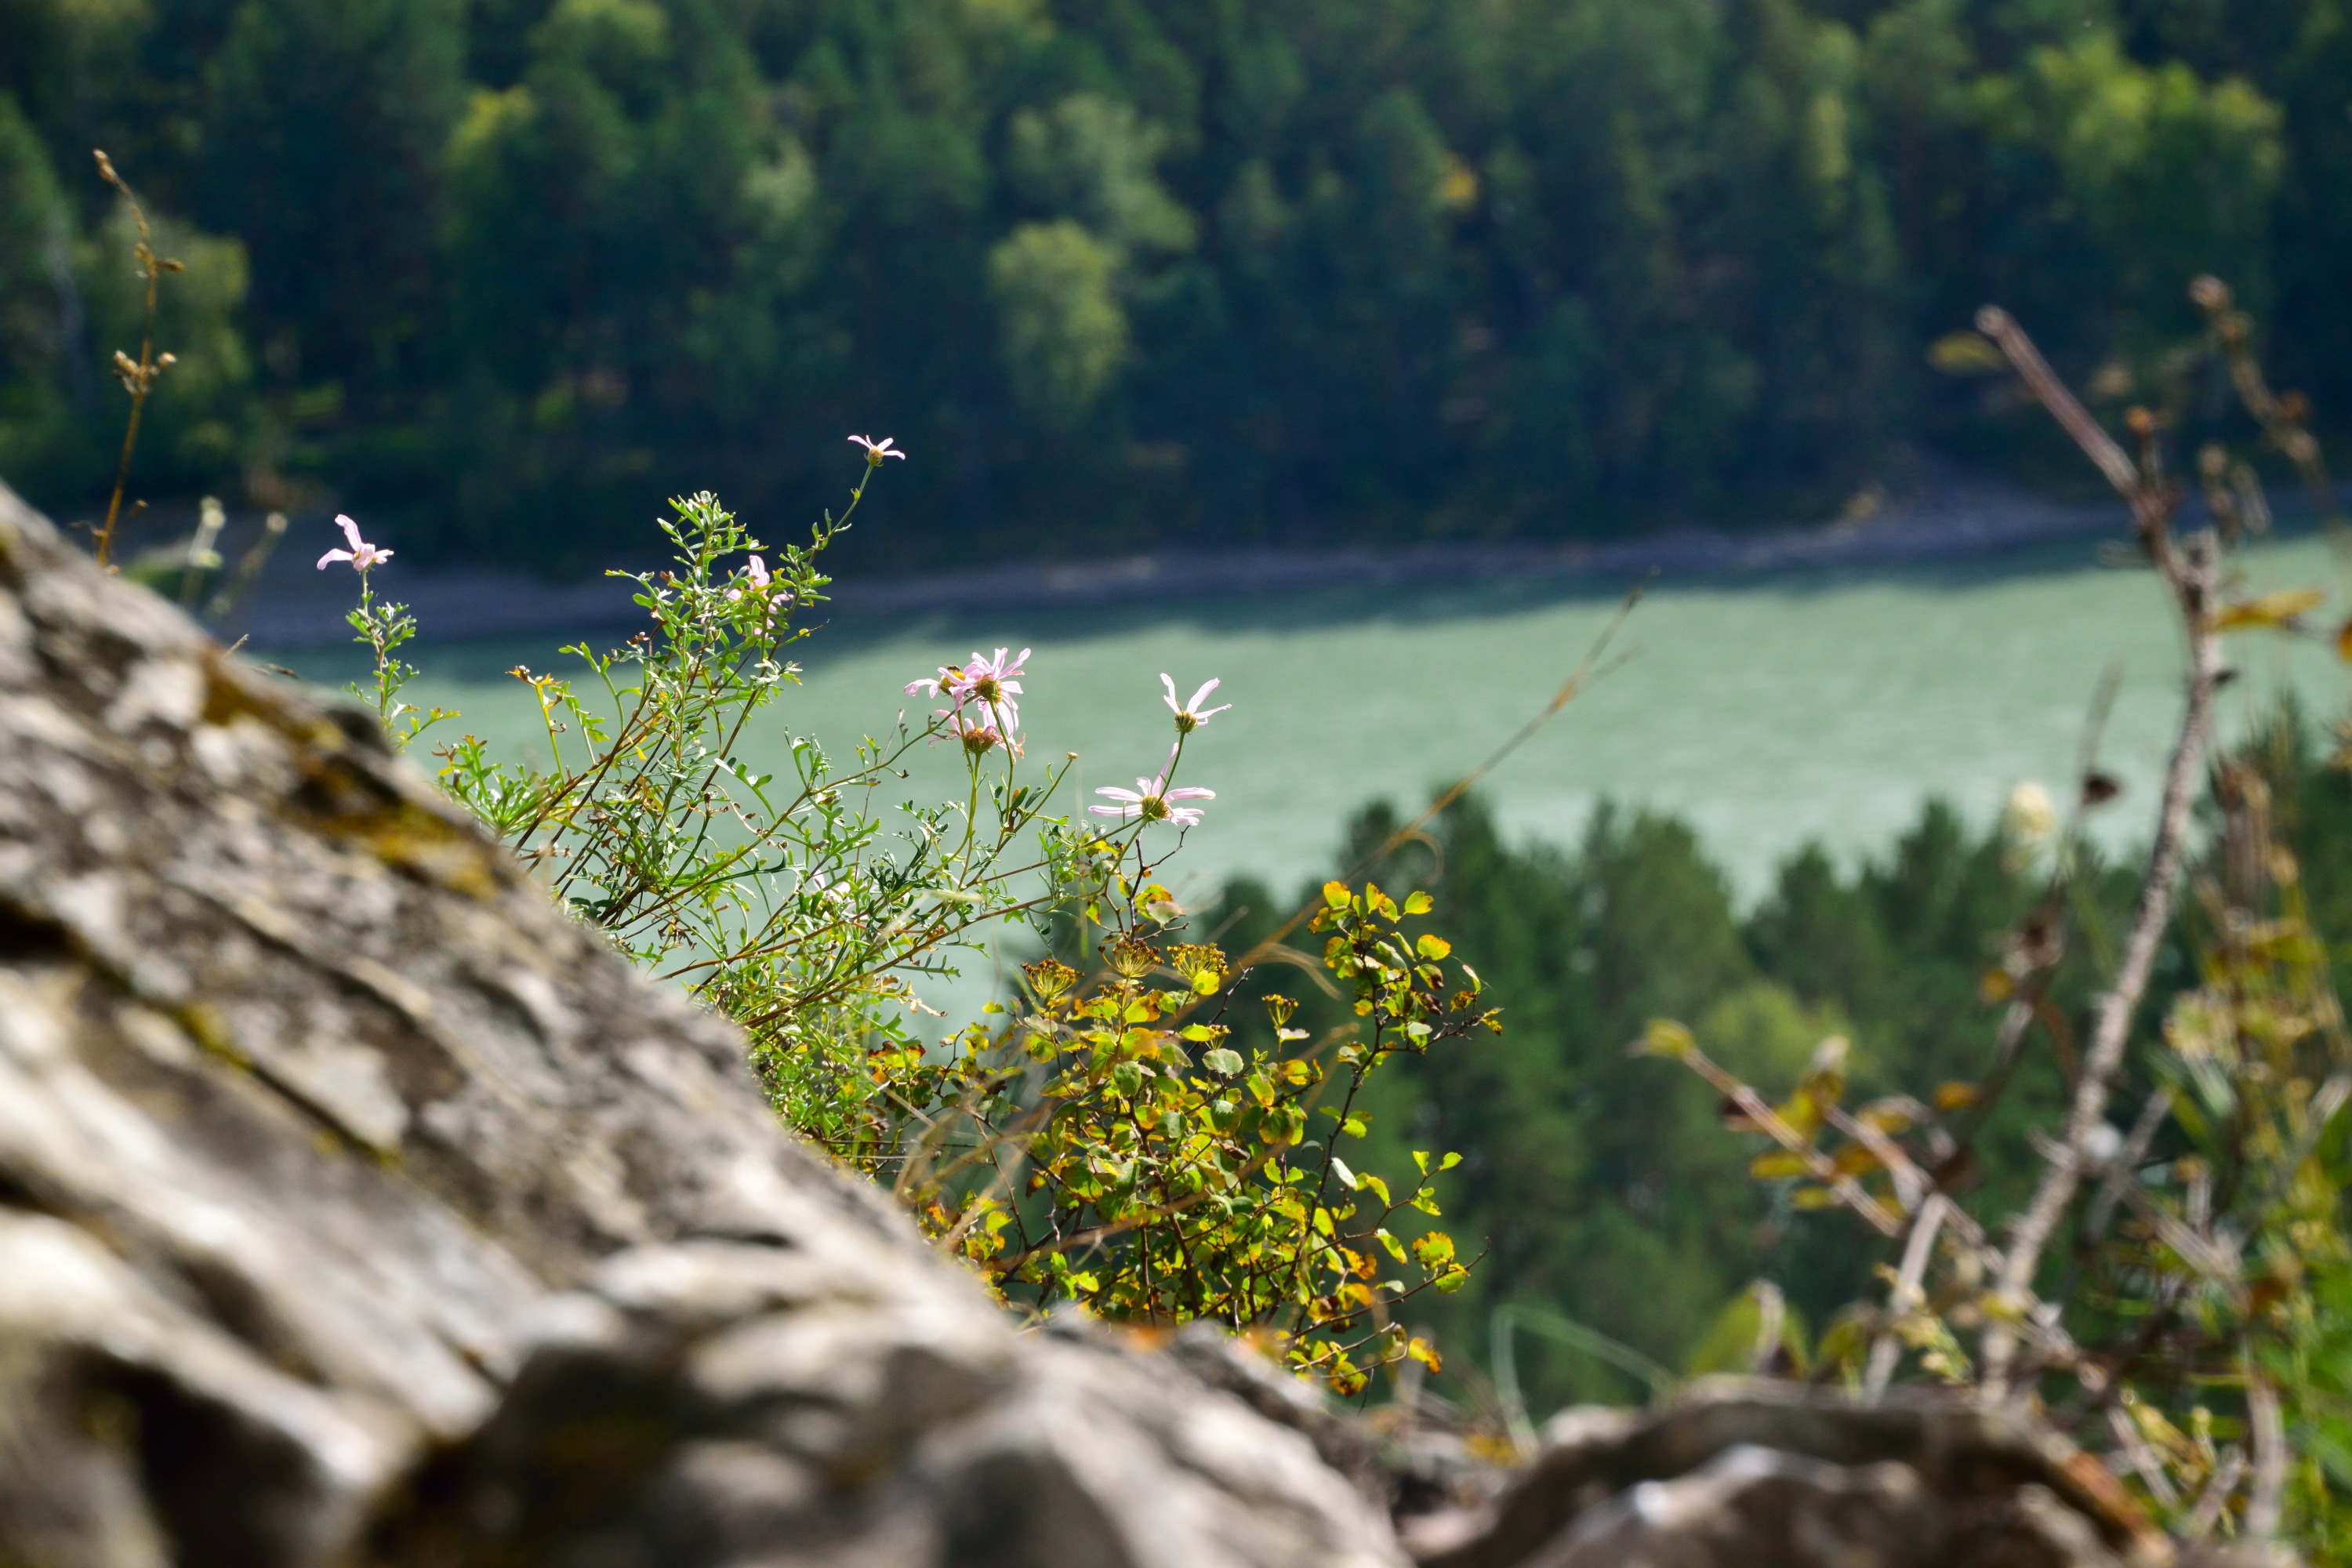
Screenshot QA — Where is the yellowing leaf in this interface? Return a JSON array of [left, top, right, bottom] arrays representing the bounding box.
[[1403, 891, 1434, 915], [2214, 586, 2325, 632], [1927, 329, 2009, 374], [1789, 1185, 1842, 1210], [1751, 1150, 1812, 1179], [1831, 1143, 1883, 1176], [1777, 1088, 1824, 1139], [1857, 1103, 1915, 1135], [1934, 1081, 1981, 1110], [1323, 880, 1352, 909], [1641, 1018, 1697, 1059], [1416, 933, 1453, 960]]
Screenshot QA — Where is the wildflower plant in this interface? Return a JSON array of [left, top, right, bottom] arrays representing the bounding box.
[[313, 433, 1497, 1391], [419, 457, 1064, 1144], [316, 514, 450, 747]]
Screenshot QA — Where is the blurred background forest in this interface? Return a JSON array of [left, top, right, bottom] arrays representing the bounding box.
[[1200, 706, 2352, 1410], [2, 0, 2345, 569]]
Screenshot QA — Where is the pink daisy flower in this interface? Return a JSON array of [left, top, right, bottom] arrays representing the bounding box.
[[942, 706, 1022, 758], [1092, 747, 1214, 827], [906, 646, 1027, 732], [728, 555, 781, 603], [1161, 674, 1232, 733], [849, 434, 906, 464], [315, 514, 392, 572]]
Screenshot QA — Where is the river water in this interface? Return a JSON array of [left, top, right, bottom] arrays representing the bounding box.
[[278, 529, 2352, 913]]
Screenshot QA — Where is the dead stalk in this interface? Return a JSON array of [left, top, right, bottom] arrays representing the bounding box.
[[1864, 1193, 1950, 1398], [2248, 1363, 2285, 1540], [91, 150, 180, 570], [1975, 307, 2223, 1396]]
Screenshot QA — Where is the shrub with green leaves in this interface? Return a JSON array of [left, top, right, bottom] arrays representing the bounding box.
[[886, 876, 1494, 1395]]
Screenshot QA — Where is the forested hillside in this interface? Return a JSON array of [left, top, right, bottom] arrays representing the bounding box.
[[1, 0, 2342, 565], [1206, 706, 2352, 1410]]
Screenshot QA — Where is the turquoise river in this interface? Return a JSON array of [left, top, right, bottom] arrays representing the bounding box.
[[278, 529, 2352, 922]]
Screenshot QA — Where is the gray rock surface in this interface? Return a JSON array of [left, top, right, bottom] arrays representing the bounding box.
[[0, 481, 1401, 1568], [1407, 1379, 2289, 1568]]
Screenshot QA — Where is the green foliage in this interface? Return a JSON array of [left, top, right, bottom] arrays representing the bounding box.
[[1976, 32, 2282, 348], [199, 0, 464, 381], [0, 90, 85, 495], [890, 879, 1492, 1394], [0, 0, 2336, 555], [341, 570, 445, 748], [81, 205, 253, 488], [987, 220, 1130, 430], [0, 104, 252, 505]]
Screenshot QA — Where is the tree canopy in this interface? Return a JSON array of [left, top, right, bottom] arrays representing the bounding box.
[[0, 0, 2339, 566]]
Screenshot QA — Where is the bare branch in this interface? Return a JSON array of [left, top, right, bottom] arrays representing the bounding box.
[[2247, 1363, 2285, 1540], [1661, 1040, 1902, 1236], [2183, 1449, 2247, 1540], [1976, 307, 2141, 503], [1864, 1193, 1950, 1398], [1977, 309, 2225, 1396], [2083, 1083, 2176, 1245], [2106, 1405, 2183, 1508]]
